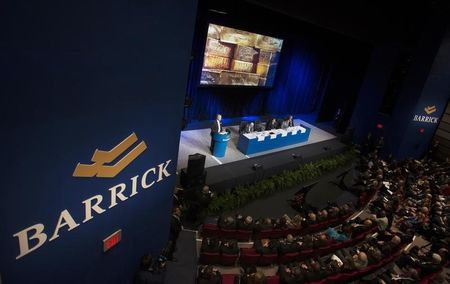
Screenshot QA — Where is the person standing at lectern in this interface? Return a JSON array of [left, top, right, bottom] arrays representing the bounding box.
[[210, 114, 222, 152]]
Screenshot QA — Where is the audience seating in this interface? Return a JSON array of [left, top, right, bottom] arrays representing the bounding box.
[[220, 253, 238, 266], [239, 248, 260, 266], [201, 223, 220, 238], [266, 275, 280, 284], [221, 274, 236, 284], [277, 252, 299, 264], [199, 252, 220, 265], [258, 253, 278, 266]]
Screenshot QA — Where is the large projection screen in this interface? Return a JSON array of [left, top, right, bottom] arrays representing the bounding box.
[[200, 24, 283, 87]]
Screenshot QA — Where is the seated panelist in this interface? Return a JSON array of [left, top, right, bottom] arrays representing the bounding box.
[[281, 115, 294, 129], [243, 122, 255, 134], [266, 118, 278, 130], [286, 115, 295, 127]]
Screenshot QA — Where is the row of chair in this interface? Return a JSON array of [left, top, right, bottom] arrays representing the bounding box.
[[218, 242, 408, 284], [201, 213, 353, 241], [222, 274, 279, 284], [200, 225, 378, 266]]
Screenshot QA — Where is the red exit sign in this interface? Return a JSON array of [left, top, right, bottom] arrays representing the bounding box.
[[103, 229, 122, 252]]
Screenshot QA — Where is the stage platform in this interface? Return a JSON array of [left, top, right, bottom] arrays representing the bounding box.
[[177, 119, 348, 192], [177, 119, 336, 170]]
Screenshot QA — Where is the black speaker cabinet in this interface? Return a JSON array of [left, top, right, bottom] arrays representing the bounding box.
[[187, 153, 206, 177]]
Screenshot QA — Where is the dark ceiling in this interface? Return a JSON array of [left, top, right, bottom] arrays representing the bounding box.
[[204, 0, 450, 44]]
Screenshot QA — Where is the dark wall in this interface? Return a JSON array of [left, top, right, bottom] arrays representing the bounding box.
[[0, 0, 197, 283], [186, 0, 370, 122], [349, 4, 450, 159]]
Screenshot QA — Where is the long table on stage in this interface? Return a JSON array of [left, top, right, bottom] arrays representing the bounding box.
[[237, 125, 311, 155]]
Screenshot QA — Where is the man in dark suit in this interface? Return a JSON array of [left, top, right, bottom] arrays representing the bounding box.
[[266, 118, 278, 130], [286, 115, 295, 127], [243, 122, 254, 134], [210, 114, 222, 152], [167, 207, 182, 261]]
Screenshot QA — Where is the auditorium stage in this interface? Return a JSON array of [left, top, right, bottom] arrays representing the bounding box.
[[177, 119, 348, 192], [177, 119, 336, 171]]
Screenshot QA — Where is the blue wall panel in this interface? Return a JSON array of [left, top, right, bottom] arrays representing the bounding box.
[[0, 0, 197, 283]]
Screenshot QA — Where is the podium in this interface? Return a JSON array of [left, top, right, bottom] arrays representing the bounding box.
[[212, 132, 230, 157]]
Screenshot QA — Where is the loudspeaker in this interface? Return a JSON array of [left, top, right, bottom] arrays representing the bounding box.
[[187, 153, 206, 177], [180, 169, 207, 189]]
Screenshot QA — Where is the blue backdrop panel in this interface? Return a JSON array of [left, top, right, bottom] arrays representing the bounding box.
[[0, 0, 197, 283]]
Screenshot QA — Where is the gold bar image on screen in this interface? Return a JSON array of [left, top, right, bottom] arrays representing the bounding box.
[[258, 50, 272, 65], [233, 45, 258, 62], [256, 63, 269, 78], [219, 71, 260, 86], [205, 38, 234, 58], [255, 36, 283, 52], [259, 77, 267, 86], [207, 24, 222, 39], [203, 55, 231, 70], [220, 27, 257, 46], [201, 70, 221, 85], [230, 59, 254, 73]]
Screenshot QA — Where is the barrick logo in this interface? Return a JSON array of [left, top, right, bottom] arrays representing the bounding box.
[[424, 105, 436, 115], [412, 105, 439, 124], [73, 132, 147, 178], [13, 133, 172, 259]]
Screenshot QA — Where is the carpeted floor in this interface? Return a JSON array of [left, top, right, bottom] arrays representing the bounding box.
[[164, 230, 197, 284]]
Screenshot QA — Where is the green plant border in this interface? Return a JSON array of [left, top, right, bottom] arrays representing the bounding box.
[[207, 148, 356, 215]]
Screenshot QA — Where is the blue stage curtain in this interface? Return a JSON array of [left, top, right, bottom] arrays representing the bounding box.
[[265, 40, 330, 116]]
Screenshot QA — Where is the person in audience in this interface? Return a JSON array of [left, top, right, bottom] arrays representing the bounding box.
[[372, 210, 389, 232], [240, 266, 257, 284], [306, 212, 317, 226], [325, 227, 349, 242], [279, 234, 300, 254], [197, 265, 221, 284], [218, 215, 236, 230], [314, 233, 334, 248], [317, 209, 328, 222], [134, 254, 167, 284], [304, 260, 326, 282], [255, 217, 274, 231], [279, 265, 305, 284], [408, 252, 442, 277], [200, 238, 220, 253], [219, 239, 239, 255], [247, 271, 267, 284], [255, 238, 278, 254], [378, 235, 402, 255], [237, 215, 254, 231], [350, 218, 373, 237]]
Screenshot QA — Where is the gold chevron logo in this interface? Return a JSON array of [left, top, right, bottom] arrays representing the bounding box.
[[424, 105, 436, 115], [73, 132, 147, 178]]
